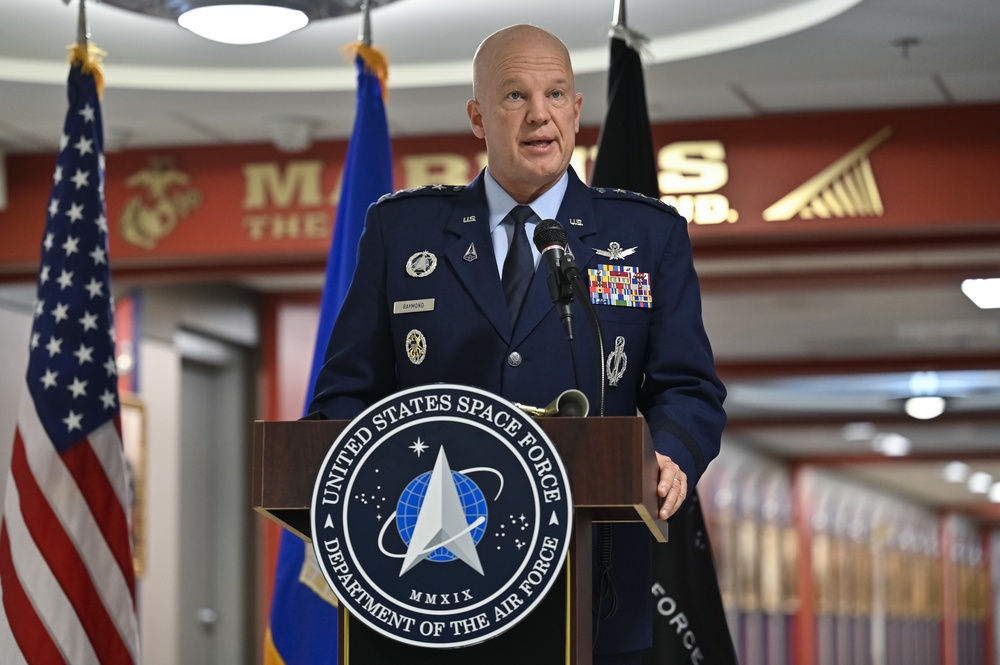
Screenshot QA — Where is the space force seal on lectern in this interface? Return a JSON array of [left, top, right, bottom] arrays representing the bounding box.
[[310, 384, 573, 649]]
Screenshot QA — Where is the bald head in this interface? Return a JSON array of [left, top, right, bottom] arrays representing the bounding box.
[[472, 24, 574, 101], [466, 24, 582, 203]]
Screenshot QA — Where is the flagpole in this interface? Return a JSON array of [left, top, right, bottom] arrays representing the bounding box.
[[359, 2, 372, 47], [264, 4, 392, 663], [1, 5, 140, 661], [77, 0, 89, 48], [611, 0, 626, 29], [591, 6, 739, 660]]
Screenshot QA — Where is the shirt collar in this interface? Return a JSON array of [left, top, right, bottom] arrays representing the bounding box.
[[484, 169, 569, 232]]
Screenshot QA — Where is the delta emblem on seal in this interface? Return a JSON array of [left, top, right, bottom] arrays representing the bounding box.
[[310, 384, 573, 649]]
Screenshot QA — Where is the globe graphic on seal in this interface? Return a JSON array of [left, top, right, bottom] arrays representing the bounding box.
[[396, 470, 488, 562]]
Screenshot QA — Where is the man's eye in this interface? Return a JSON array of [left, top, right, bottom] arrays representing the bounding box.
[[550, 91, 563, 99], [508, 92, 523, 101]]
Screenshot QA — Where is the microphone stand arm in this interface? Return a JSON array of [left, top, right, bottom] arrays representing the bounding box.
[[547, 267, 576, 342]]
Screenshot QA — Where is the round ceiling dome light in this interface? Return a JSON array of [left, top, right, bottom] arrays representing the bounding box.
[[903, 395, 946, 420], [104, 0, 408, 44], [178, 4, 309, 44]]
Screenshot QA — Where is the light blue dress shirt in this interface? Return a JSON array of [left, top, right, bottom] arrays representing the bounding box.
[[483, 168, 569, 277]]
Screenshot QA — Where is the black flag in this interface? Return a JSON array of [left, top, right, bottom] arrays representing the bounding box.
[[642, 492, 739, 664], [589, 20, 739, 665], [590, 34, 659, 198]]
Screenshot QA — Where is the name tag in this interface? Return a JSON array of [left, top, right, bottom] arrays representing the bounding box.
[[393, 298, 435, 314]]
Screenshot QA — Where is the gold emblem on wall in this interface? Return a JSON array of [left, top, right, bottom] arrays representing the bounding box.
[[297, 540, 339, 607], [120, 157, 202, 249], [763, 126, 893, 222]]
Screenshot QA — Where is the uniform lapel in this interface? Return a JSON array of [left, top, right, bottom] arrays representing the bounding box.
[[512, 170, 598, 347], [558, 172, 598, 275], [441, 176, 513, 342]]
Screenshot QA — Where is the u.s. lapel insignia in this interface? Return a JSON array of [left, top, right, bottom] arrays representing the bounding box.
[[463, 215, 476, 223], [569, 218, 583, 226], [406, 250, 437, 277], [606, 336, 627, 387], [463, 242, 478, 262], [405, 329, 427, 365], [594, 242, 637, 261]]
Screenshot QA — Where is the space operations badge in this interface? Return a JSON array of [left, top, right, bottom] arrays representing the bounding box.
[[310, 384, 573, 649]]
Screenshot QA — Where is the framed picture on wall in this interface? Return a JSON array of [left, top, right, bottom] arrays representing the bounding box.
[[120, 392, 147, 577]]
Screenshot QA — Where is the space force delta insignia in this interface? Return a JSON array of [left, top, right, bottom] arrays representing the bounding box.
[[406, 250, 437, 277], [588, 264, 652, 308], [310, 384, 573, 649]]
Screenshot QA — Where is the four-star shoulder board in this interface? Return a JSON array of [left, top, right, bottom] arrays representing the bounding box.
[[590, 186, 681, 217], [377, 183, 465, 204]]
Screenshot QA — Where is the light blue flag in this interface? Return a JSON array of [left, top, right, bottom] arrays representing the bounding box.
[[265, 46, 393, 665]]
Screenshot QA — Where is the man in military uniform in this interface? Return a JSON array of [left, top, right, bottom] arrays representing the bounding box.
[[309, 24, 726, 664]]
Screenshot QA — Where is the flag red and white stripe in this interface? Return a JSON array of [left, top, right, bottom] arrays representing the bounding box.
[[0, 56, 139, 664]]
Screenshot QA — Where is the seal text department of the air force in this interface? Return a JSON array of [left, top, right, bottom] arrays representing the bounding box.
[[310, 384, 573, 649]]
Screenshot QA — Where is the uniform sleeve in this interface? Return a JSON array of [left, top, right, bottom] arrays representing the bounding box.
[[307, 203, 396, 420], [637, 212, 727, 486]]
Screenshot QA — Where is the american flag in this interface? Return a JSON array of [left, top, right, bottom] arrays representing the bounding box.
[[0, 60, 140, 663]]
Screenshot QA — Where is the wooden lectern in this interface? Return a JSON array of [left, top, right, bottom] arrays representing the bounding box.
[[252, 416, 668, 664]]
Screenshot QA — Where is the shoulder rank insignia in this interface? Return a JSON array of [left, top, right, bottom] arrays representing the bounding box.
[[594, 242, 637, 261], [377, 184, 463, 204], [406, 250, 437, 277]]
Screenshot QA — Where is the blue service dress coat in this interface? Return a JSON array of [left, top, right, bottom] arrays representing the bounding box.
[[308, 167, 727, 654]]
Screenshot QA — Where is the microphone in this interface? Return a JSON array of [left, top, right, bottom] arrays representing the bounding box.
[[533, 219, 577, 341], [533, 219, 607, 416]]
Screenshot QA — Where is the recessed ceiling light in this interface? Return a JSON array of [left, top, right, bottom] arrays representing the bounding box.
[[961, 278, 1000, 309], [842, 421, 876, 441], [989, 483, 1000, 503], [872, 432, 911, 457], [943, 461, 970, 483], [968, 471, 993, 494]]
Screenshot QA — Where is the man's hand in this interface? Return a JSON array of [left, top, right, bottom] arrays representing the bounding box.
[[655, 452, 687, 520]]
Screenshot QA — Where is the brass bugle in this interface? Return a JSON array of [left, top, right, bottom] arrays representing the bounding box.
[[514, 389, 590, 418]]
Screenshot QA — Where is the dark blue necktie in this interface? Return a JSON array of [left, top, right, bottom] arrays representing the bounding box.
[[501, 205, 536, 322]]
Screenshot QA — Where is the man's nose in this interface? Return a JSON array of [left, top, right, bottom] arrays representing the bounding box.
[[524, 96, 550, 124]]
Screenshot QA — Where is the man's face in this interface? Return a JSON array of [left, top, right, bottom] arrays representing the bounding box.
[[467, 29, 582, 203]]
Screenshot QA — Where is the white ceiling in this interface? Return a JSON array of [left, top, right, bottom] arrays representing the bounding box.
[[2, 0, 999, 152], [2, 0, 1000, 518]]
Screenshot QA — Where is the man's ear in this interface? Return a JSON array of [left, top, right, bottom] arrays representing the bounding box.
[[467, 99, 486, 139]]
